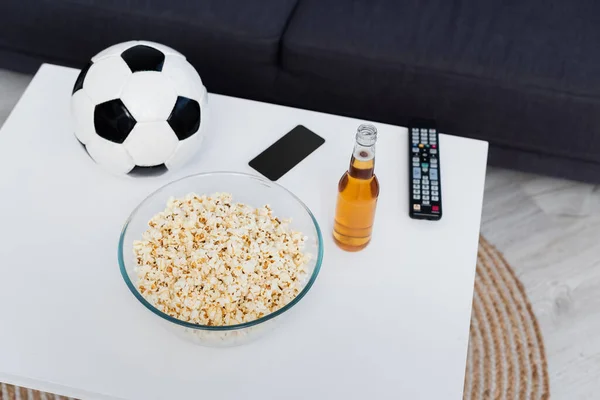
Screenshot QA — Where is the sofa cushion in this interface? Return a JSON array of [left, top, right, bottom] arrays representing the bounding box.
[[283, 0, 600, 97], [280, 0, 600, 164], [0, 0, 298, 98]]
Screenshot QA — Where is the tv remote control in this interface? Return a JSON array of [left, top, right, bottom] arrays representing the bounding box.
[[408, 121, 442, 220]]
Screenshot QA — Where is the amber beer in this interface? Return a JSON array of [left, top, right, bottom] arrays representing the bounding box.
[[333, 124, 379, 251]]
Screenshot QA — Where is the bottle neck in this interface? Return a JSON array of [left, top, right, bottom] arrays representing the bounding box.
[[348, 143, 375, 179]]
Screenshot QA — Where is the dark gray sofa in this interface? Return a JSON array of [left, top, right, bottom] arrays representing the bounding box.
[[2, 0, 599, 182]]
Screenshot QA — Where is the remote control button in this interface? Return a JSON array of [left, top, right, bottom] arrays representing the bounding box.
[[413, 204, 421, 211], [413, 157, 419, 163], [423, 200, 430, 205], [420, 129, 427, 133], [429, 129, 436, 134], [432, 190, 439, 196], [413, 167, 421, 179], [423, 190, 429, 195], [414, 189, 420, 194], [412, 147, 419, 153], [413, 184, 420, 190], [431, 159, 438, 165], [432, 196, 439, 201], [423, 195, 430, 200], [413, 179, 420, 185], [412, 128, 419, 133], [430, 149, 437, 155], [430, 169, 438, 180], [431, 144, 437, 148], [413, 194, 420, 200], [432, 205, 439, 212], [413, 162, 419, 167]]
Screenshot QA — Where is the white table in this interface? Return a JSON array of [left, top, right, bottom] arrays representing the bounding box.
[[0, 64, 488, 400]]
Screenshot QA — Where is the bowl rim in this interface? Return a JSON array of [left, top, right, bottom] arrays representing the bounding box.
[[118, 171, 324, 331]]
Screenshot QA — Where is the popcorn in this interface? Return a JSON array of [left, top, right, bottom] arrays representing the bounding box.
[[134, 192, 310, 326]]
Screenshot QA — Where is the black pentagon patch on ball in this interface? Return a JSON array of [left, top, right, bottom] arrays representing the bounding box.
[[167, 96, 201, 140], [121, 45, 165, 72], [94, 99, 136, 144], [72, 62, 92, 94], [128, 164, 168, 177]]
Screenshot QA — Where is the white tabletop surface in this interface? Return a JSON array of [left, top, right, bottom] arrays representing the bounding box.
[[0, 64, 488, 400]]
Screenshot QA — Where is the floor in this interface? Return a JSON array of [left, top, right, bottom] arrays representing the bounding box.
[[1, 70, 599, 399], [482, 169, 600, 399]]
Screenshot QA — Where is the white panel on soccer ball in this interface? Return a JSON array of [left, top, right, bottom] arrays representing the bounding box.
[[200, 88, 209, 116], [83, 57, 132, 104], [165, 135, 204, 170], [120, 72, 178, 122], [70, 90, 95, 145], [124, 121, 178, 166], [161, 55, 206, 101], [86, 136, 135, 174], [91, 41, 138, 63], [137, 41, 184, 58]]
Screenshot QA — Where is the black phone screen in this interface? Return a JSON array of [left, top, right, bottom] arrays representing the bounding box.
[[248, 125, 325, 181]]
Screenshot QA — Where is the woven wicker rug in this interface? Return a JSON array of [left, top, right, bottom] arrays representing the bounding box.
[[466, 237, 550, 399], [1, 236, 549, 400]]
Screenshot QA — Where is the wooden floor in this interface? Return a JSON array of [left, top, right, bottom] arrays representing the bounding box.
[[482, 167, 600, 399], [1, 69, 599, 399]]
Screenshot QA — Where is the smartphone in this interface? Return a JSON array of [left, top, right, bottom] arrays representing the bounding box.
[[249, 125, 325, 181]]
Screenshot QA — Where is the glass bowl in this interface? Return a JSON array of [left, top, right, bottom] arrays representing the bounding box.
[[118, 172, 323, 346]]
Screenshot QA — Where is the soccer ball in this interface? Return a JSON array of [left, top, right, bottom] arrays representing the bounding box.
[[71, 40, 208, 176]]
